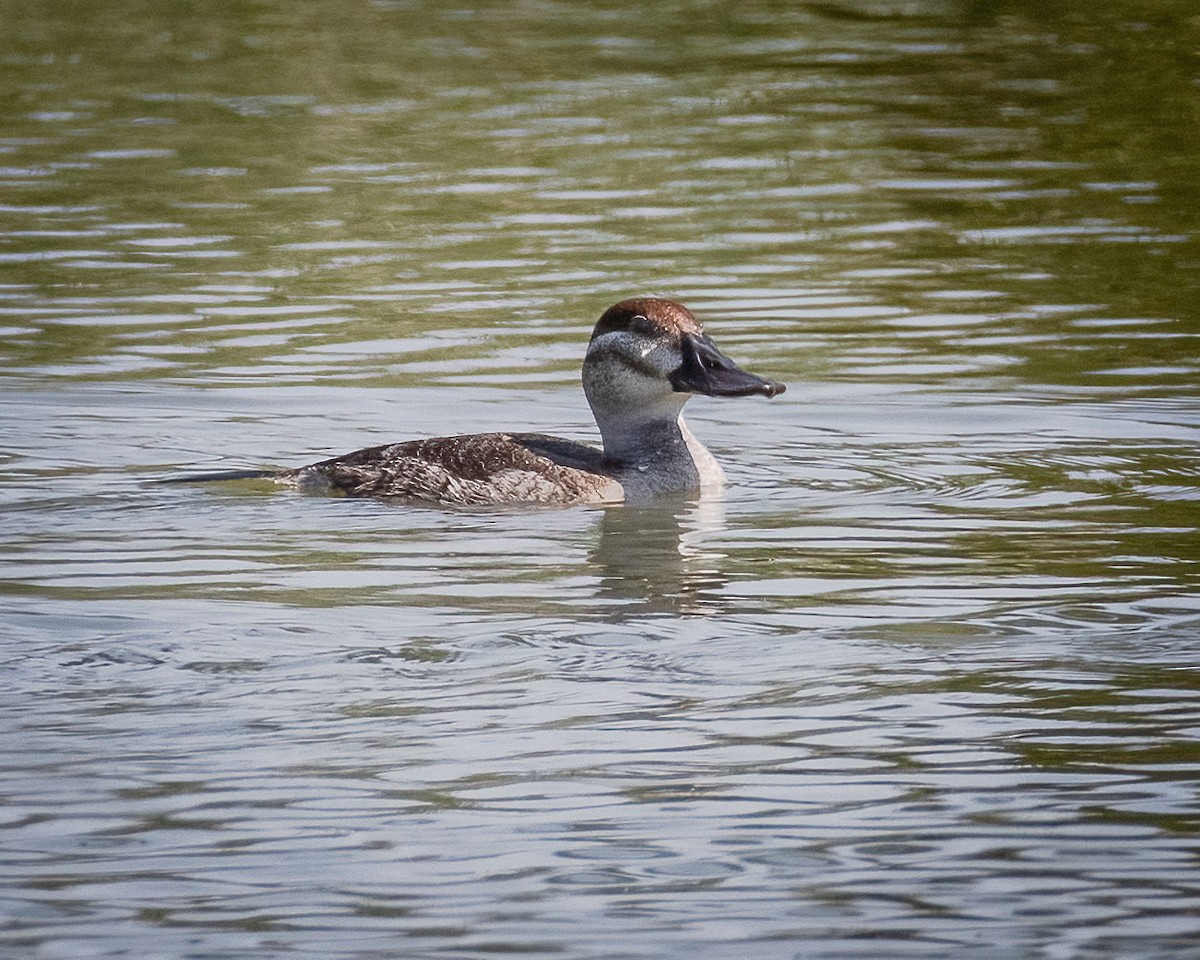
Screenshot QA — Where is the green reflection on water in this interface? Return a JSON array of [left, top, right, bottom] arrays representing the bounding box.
[[2, 0, 1196, 352]]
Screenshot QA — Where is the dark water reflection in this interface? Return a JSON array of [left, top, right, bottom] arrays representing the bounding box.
[[2, 1, 1199, 958]]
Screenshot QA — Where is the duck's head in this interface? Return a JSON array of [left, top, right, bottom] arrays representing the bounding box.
[[582, 297, 785, 444]]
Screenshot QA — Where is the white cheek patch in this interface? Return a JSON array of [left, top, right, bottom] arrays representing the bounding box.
[[588, 330, 678, 377]]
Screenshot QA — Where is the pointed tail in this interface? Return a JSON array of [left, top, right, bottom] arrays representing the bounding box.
[[157, 468, 276, 485]]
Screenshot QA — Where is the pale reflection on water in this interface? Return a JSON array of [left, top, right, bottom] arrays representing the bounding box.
[[592, 500, 731, 615], [2, 1, 1200, 958]]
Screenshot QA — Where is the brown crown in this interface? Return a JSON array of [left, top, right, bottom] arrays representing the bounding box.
[[590, 298, 704, 342]]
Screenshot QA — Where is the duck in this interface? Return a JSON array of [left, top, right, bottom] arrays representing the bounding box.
[[171, 298, 785, 506]]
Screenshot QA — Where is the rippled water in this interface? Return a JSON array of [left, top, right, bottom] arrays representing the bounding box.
[[2, 2, 1199, 958]]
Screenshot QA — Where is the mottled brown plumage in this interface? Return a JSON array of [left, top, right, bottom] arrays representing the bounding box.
[[288, 433, 620, 505]]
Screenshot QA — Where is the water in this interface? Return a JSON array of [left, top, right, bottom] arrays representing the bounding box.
[[2, 1, 1199, 958]]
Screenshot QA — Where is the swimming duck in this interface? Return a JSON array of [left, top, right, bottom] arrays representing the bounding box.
[[175, 298, 785, 506]]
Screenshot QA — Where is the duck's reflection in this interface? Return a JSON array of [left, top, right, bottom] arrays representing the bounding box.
[[589, 498, 730, 615]]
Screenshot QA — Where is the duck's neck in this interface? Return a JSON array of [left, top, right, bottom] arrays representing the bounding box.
[[594, 410, 726, 496]]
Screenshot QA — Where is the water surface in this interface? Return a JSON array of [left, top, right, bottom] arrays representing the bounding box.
[[2, 2, 1199, 958]]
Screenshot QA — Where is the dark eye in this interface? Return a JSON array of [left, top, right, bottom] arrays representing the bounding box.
[[629, 314, 653, 336]]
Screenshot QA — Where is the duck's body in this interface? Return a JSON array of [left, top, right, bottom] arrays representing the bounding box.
[[174, 298, 784, 507], [284, 432, 622, 505]]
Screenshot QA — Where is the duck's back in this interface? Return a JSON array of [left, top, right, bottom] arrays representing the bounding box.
[[282, 432, 622, 506]]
